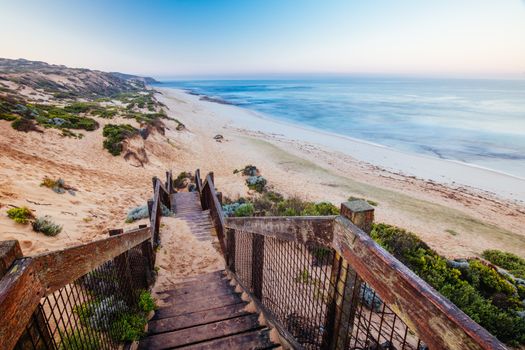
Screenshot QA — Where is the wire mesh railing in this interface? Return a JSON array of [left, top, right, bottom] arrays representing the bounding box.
[[13, 239, 154, 350], [229, 228, 425, 350]]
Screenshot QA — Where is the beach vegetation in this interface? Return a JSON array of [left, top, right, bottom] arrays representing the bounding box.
[[371, 223, 525, 345], [6, 206, 34, 224], [32, 216, 62, 236], [173, 171, 193, 189], [482, 250, 525, 280], [138, 290, 157, 313], [102, 124, 138, 156], [59, 328, 100, 350], [109, 313, 147, 342], [348, 196, 378, 206], [246, 175, 267, 193], [41, 177, 76, 194], [233, 203, 255, 217]]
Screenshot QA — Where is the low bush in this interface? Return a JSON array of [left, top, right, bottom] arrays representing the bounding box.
[[32, 216, 62, 236], [102, 124, 138, 156], [371, 223, 525, 345], [6, 206, 34, 224], [173, 171, 193, 189], [109, 313, 147, 342], [233, 203, 254, 217], [246, 176, 267, 193], [483, 250, 525, 280], [0, 113, 18, 121], [59, 328, 100, 350], [138, 290, 157, 313], [126, 203, 171, 223]]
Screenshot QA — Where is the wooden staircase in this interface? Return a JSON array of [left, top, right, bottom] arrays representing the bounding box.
[[173, 192, 215, 241], [138, 271, 277, 350]]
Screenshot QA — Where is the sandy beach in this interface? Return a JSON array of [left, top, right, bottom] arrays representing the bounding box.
[[1, 86, 524, 260]]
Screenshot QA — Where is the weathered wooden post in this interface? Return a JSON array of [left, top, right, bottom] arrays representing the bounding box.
[[139, 224, 155, 286], [326, 200, 374, 350], [1, 241, 53, 350], [251, 234, 264, 300], [226, 229, 236, 273]]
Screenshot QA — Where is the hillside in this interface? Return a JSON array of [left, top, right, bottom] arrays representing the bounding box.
[[0, 58, 186, 254]]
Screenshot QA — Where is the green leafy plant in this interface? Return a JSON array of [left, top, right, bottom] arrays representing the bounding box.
[[32, 216, 62, 236], [138, 290, 157, 313], [59, 328, 100, 350], [371, 223, 525, 345], [109, 313, 147, 342], [6, 206, 34, 224], [482, 250, 525, 279], [102, 124, 138, 156], [233, 203, 254, 217]]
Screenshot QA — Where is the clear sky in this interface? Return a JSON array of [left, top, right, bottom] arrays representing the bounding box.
[[1, 0, 524, 79]]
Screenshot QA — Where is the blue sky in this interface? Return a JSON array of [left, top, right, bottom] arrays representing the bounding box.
[[1, 0, 524, 79]]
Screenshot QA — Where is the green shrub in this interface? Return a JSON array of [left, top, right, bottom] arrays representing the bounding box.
[[11, 118, 39, 132], [371, 223, 525, 345], [234, 203, 254, 217], [138, 291, 156, 313], [109, 313, 147, 342], [6, 206, 34, 224], [102, 124, 138, 156], [0, 113, 18, 121], [302, 202, 340, 216], [482, 250, 525, 279], [32, 216, 62, 236], [173, 171, 192, 189], [59, 328, 100, 350]]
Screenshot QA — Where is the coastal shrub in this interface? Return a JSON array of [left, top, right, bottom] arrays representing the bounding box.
[[371, 223, 525, 345], [138, 290, 157, 313], [41, 177, 76, 194], [6, 206, 34, 224], [302, 202, 340, 216], [126, 203, 171, 223], [59, 328, 100, 350], [32, 216, 62, 236], [246, 176, 267, 193], [11, 118, 40, 132], [233, 203, 254, 217], [0, 113, 18, 121], [173, 171, 193, 189], [109, 313, 147, 342], [102, 124, 138, 156], [348, 196, 378, 207], [483, 250, 525, 279]]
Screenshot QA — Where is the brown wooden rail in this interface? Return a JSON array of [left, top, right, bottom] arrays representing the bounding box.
[[0, 170, 176, 350], [223, 213, 507, 350], [0, 227, 151, 350], [192, 170, 506, 350]]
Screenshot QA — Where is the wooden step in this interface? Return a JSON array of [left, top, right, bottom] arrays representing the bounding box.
[[139, 314, 263, 349], [147, 302, 250, 335], [176, 329, 276, 350]]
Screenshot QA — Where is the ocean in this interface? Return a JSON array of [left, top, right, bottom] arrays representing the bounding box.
[[157, 78, 525, 179]]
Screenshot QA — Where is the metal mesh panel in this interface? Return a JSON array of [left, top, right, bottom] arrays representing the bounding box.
[[14, 242, 153, 350], [232, 229, 425, 350]]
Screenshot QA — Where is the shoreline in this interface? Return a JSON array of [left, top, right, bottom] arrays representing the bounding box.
[[159, 87, 525, 203], [154, 87, 525, 259]]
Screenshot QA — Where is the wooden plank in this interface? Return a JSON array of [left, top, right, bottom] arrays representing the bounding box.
[[0, 240, 22, 278], [0, 258, 44, 350], [176, 328, 275, 350], [139, 314, 262, 349], [225, 216, 335, 246], [153, 293, 243, 320], [148, 302, 250, 334], [332, 216, 506, 350], [31, 226, 150, 294], [158, 285, 234, 304]]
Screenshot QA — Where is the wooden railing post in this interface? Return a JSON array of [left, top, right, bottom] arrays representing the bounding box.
[[1, 241, 54, 350], [139, 224, 155, 285], [251, 234, 264, 300], [327, 200, 374, 350], [0, 240, 22, 279], [226, 229, 236, 273]]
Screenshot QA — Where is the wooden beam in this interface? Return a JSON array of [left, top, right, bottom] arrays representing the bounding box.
[[0, 258, 44, 350], [0, 240, 22, 279], [225, 216, 335, 246], [32, 227, 150, 294], [332, 216, 506, 350]]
